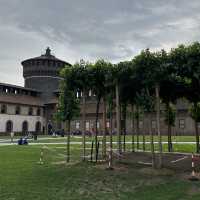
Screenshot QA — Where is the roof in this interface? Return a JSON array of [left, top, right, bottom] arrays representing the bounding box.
[[0, 82, 41, 93], [21, 47, 71, 66], [0, 94, 43, 106]]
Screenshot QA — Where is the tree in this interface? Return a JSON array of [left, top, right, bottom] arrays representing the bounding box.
[[56, 66, 80, 162], [170, 42, 200, 153], [134, 49, 167, 168], [89, 59, 109, 161], [72, 61, 92, 161]]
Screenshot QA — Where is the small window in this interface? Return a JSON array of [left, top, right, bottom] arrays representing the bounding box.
[[139, 121, 143, 129], [97, 121, 100, 129], [151, 120, 156, 129], [15, 106, 20, 115], [179, 119, 185, 129], [106, 122, 110, 128], [1, 104, 7, 114], [86, 122, 90, 131], [35, 121, 41, 132], [37, 108, 41, 116], [75, 122, 80, 129], [28, 107, 33, 115]]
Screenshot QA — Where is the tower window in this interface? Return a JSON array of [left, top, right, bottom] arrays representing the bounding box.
[[15, 106, 21, 115], [179, 119, 185, 129], [1, 104, 7, 114], [28, 107, 33, 115], [37, 108, 41, 116]]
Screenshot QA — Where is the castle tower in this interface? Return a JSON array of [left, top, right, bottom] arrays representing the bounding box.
[[21, 47, 71, 103]]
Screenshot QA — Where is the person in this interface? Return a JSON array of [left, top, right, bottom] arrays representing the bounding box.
[[33, 132, 38, 141], [18, 138, 23, 145], [10, 132, 14, 143]]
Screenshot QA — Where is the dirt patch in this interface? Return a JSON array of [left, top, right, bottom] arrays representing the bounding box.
[[139, 167, 174, 176], [187, 185, 200, 196], [118, 152, 193, 172]]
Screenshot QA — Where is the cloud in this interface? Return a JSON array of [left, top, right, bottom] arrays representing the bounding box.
[[0, 0, 200, 85]]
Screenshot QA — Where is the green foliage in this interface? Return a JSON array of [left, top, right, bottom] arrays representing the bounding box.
[[56, 66, 80, 122], [190, 103, 200, 122]]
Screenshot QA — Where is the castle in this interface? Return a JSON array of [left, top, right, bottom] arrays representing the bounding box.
[[0, 48, 196, 135]]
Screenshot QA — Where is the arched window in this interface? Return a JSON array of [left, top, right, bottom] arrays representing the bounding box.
[[15, 105, 21, 115], [6, 120, 13, 133], [22, 121, 28, 133], [28, 107, 33, 115], [1, 104, 7, 114], [35, 121, 41, 133], [36, 108, 41, 116]]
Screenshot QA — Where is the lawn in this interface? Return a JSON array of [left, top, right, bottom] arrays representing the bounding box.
[[1, 144, 200, 200]]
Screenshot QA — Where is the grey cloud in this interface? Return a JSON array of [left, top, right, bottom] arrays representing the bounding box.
[[0, 0, 200, 85]]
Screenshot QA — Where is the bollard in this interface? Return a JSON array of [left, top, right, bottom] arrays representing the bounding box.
[[192, 154, 195, 177], [39, 146, 44, 165], [189, 153, 199, 181]]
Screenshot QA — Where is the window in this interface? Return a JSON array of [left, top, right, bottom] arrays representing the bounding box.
[[28, 107, 33, 115], [151, 120, 156, 129], [75, 122, 80, 129], [35, 121, 41, 132], [6, 121, 13, 133], [106, 122, 110, 128], [1, 104, 7, 114], [139, 121, 143, 129], [97, 121, 100, 129], [36, 108, 41, 116], [179, 119, 185, 129], [15, 106, 20, 115], [86, 122, 90, 131], [22, 121, 28, 133]]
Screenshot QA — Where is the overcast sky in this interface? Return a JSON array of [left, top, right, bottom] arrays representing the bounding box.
[[0, 0, 200, 86]]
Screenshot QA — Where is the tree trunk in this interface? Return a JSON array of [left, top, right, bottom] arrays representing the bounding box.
[[155, 84, 162, 168], [148, 113, 155, 168], [166, 102, 173, 152], [109, 101, 113, 168], [168, 125, 173, 152], [142, 130, 145, 152], [116, 83, 122, 155], [102, 97, 107, 158], [136, 106, 139, 150], [131, 104, 135, 152], [82, 90, 86, 161], [122, 103, 127, 152], [95, 96, 101, 162], [66, 120, 71, 163], [194, 102, 200, 153]]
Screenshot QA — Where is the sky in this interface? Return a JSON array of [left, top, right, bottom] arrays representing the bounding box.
[[0, 0, 200, 86]]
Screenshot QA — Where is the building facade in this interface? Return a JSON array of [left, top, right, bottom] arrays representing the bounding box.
[[0, 48, 197, 135]]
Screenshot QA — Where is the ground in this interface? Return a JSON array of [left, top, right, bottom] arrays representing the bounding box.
[[1, 135, 200, 200]]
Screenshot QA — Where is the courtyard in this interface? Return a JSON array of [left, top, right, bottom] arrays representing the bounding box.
[[1, 135, 200, 200]]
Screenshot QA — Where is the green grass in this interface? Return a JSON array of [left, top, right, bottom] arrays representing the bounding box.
[[0, 135, 199, 143], [1, 144, 200, 199]]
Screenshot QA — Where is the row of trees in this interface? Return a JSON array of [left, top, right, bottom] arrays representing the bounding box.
[[56, 42, 200, 168]]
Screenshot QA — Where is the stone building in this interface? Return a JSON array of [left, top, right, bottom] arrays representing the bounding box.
[[0, 48, 70, 135], [0, 48, 197, 135]]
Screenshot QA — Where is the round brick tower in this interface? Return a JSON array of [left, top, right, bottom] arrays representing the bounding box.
[[21, 47, 71, 103]]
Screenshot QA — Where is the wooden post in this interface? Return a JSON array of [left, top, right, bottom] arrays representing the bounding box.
[[116, 83, 122, 155], [102, 98, 107, 158], [82, 90, 86, 161], [131, 105, 135, 152], [156, 84, 162, 168]]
